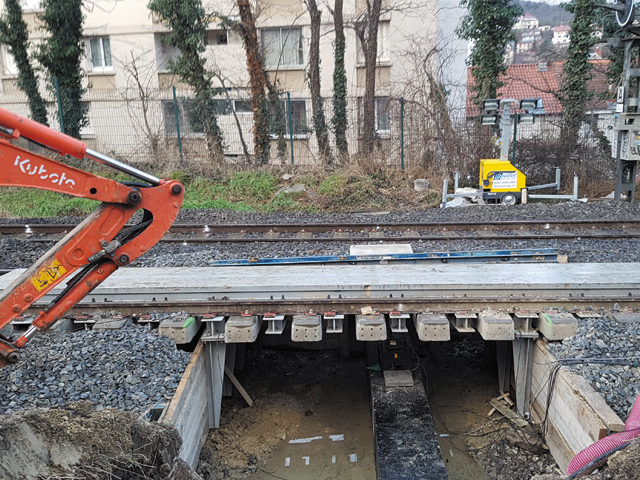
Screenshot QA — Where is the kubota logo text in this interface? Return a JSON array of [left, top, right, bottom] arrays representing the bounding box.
[[14, 155, 76, 189]]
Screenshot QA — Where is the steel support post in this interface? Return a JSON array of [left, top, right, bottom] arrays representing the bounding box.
[[496, 341, 511, 393], [205, 341, 227, 428], [223, 343, 237, 396], [512, 338, 534, 417], [500, 103, 512, 161]]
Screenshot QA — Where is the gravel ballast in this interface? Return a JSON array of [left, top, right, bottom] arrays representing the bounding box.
[[0, 324, 191, 415], [547, 315, 640, 422]]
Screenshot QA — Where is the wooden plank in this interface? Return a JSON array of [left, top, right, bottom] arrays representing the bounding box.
[[532, 341, 611, 442], [224, 365, 254, 406], [530, 344, 600, 450], [529, 339, 626, 473], [530, 364, 591, 453], [164, 341, 204, 423], [489, 399, 528, 428], [566, 372, 625, 432], [162, 341, 210, 469]]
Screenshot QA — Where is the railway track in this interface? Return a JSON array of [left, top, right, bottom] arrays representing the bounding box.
[[2, 219, 640, 243]]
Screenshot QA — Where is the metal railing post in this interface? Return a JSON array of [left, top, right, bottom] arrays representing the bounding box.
[[400, 97, 405, 171], [53, 77, 64, 134], [441, 177, 448, 208], [287, 92, 294, 165], [172, 86, 183, 164]]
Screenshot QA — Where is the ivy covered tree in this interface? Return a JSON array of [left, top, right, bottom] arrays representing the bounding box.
[[234, 0, 271, 164], [305, 0, 331, 162], [330, 0, 348, 158], [148, 0, 225, 162], [602, 10, 624, 97], [0, 0, 48, 125], [559, 0, 602, 142], [37, 0, 87, 138], [456, 0, 522, 104]]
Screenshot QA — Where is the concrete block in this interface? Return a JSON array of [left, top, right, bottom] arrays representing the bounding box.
[[93, 315, 128, 330], [159, 315, 200, 344], [476, 311, 514, 341], [383, 370, 414, 387], [356, 314, 387, 341], [225, 315, 261, 343], [610, 313, 640, 324], [350, 244, 413, 255], [535, 312, 578, 341], [291, 314, 322, 342], [415, 313, 450, 341]]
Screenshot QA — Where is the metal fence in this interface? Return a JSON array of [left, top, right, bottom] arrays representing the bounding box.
[[0, 87, 617, 180]]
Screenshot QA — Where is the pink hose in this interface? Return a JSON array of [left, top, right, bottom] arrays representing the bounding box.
[[566, 394, 640, 475]]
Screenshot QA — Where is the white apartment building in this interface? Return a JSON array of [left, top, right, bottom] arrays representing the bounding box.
[[513, 12, 538, 30], [0, 0, 442, 163], [552, 25, 571, 45]]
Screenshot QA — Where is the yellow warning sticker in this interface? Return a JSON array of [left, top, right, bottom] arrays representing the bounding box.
[[31, 259, 67, 292]]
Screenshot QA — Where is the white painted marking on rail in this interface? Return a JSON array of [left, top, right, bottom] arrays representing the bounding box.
[[303, 456, 310, 465], [330, 434, 344, 441], [289, 436, 322, 444], [284, 458, 290, 467], [350, 454, 357, 463], [332, 455, 336, 464]]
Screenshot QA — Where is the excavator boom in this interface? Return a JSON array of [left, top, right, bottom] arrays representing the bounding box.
[[0, 107, 184, 367]]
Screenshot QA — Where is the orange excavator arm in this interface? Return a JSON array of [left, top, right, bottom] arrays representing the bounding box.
[[0, 107, 184, 367]]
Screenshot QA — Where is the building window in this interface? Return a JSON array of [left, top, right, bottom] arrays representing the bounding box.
[[357, 21, 390, 64], [234, 100, 252, 113], [269, 100, 308, 137], [162, 99, 231, 135], [89, 37, 112, 73], [21, 0, 41, 10], [261, 28, 304, 67], [1, 46, 18, 76], [375, 97, 390, 133]]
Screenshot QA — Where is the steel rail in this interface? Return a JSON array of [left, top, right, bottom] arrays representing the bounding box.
[[2, 219, 640, 235], [17, 295, 640, 315]]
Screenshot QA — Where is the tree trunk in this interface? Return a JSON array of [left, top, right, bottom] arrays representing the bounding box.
[[236, 0, 270, 164], [306, 0, 331, 162], [331, 0, 348, 158], [358, 0, 382, 154]]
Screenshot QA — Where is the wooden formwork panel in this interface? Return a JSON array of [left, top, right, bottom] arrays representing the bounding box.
[[162, 342, 210, 469], [530, 339, 625, 472]]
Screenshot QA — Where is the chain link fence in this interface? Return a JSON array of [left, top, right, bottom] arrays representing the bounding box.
[[0, 87, 616, 182]]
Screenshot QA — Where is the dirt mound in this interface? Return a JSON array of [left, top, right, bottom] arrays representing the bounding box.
[[0, 401, 201, 480]]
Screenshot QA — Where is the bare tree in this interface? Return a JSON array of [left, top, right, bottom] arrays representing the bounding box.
[[354, 0, 383, 154], [119, 51, 161, 158], [305, 0, 331, 162]]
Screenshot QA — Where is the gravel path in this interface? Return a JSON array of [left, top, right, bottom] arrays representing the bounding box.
[[0, 323, 191, 415], [3, 201, 640, 226], [547, 315, 640, 422], [3, 236, 640, 269]]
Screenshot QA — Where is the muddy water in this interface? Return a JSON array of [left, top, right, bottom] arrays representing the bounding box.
[[256, 353, 376, 479], [208, 341, 499, 480], [427, 338, 496, 480]]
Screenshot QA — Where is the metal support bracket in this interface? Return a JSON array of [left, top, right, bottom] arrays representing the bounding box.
[[324, 312, 344, 333], [264, 313, 286, 334], [389, 311, 410, 333], [451, 311, 476, 333]]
